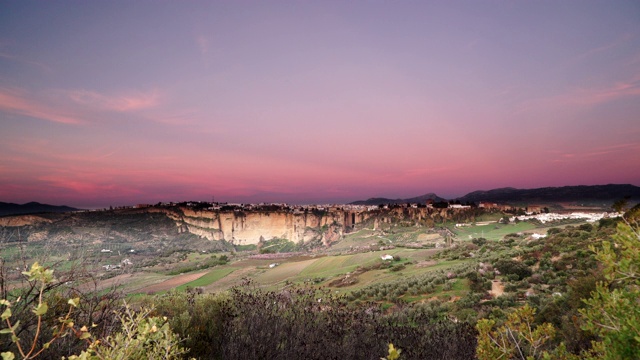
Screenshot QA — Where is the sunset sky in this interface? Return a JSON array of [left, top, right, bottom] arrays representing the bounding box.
[[1, 1, 639, 208]]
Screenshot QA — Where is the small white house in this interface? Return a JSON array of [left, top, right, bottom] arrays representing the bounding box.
[[380, 254, 394, 261]]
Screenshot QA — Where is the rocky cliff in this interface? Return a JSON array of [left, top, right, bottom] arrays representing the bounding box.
[[0, 205, 483, 247], [156, 206, 481, 246], [160, 207, 374, 246]]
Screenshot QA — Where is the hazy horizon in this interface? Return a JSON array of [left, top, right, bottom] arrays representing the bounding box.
[[2, 1, 639, 208], [2, 182, 638, 210]]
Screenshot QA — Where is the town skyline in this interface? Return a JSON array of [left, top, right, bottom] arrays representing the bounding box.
[[1, 1, 639, 208]]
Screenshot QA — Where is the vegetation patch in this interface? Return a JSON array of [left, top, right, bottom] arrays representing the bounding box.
[[176, 267, 236, 290]]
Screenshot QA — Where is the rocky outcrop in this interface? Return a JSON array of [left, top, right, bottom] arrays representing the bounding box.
[[0, 205, 482, 247], [162, 206, 481, 245], [171, 208, 366, 245], [0, 215, 52, 227]]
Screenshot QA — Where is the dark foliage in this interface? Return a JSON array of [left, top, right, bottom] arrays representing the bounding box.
[[0, 261, 123, 358], [493, 259, 532, 280], [155, 281, 477, 360]]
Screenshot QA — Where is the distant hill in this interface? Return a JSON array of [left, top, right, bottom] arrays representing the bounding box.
[[350, 184, 640, 206], [350, 193, 446, 205], [455, 184, 640, 204], [0, 202, 80, 217]]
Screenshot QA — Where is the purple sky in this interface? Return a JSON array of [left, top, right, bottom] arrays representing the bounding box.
[[1, 1, 639, 208]]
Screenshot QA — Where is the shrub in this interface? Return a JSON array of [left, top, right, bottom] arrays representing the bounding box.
[[69, 305, 189, 360], [471, 238, 487, 247], [494, 259, 532, 280], [206, 280, 477, 359], [390, 264, 406, 272]]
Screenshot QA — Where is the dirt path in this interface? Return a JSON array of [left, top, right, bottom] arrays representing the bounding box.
[[137, 271, 209, 294], [490, 280, 505, 297]]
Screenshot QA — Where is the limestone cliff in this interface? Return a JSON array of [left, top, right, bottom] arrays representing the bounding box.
[[170, 208, 365, 245], [0, 205, 483, 247], [161, 206, 481, 245]]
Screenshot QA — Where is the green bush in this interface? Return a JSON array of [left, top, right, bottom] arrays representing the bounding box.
[[158, 281, 479, 359], [494, 259, 532, 280]]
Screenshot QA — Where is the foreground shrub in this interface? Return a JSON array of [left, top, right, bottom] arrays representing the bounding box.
[[221, 281, 476, 360], [154, 280, 477, 359], [580, 220, 640, 359], [69, 304, 189, 360], [153, 289, 229, 358], [1, 263, 188, 360]]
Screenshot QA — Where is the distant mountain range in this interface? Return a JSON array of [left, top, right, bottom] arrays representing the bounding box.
[[455, 184, 640, 204], [3, 184, 639, 216], [350, 193, 446, 205], [0, 202, 80, 217], [350, 184, 640, 206]]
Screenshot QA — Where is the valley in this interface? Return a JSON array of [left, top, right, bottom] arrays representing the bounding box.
[[0, 190, 636, 359], [0, 200, 619, 300]]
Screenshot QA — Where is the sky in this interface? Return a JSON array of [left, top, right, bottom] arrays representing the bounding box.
[[1, 1, 639, 208]]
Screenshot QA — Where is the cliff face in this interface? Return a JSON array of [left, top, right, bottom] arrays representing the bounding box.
[[162, 206, 480, 245], [172, 208, 371, 245], [0, 206, 482, 246]]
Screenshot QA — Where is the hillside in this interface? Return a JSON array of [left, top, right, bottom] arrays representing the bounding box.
[[350, 184, 640, 206], [455, 184, 640, 204], [0, 201, 80, 217], [350, 193, 446, 205]]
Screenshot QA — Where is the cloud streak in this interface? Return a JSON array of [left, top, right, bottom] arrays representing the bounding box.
[[0, 51, 52, 73], [66, 89, 161, 112], [0, 87, 84, 124], [564, 79, 640, 107], [0, 87, 170, 125], [516, 76, 640, 116]]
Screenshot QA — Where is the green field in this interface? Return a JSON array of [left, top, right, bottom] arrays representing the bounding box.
[[176, 267, 236, 290], [453, 221, 538, 241]]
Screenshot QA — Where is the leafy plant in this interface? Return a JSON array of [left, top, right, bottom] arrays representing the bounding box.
[[580, 218, 640, 359], [476, 304, 573, 360], [1, 262, 88, 360], [68, 304, 190, 360]]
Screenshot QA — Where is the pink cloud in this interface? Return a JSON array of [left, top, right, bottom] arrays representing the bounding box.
[[566, 79, 640, 107], [516, 76, 640, 116], [0, 88, 84, 124], [547, 142, 640, 164], [66, 89, 161, 112], [0, 87, 191, 127]]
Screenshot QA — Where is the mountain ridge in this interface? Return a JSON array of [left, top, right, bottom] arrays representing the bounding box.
[[350, 184, 640, 205], [0, 202, 80, 217], [349, 193, 446, 205]]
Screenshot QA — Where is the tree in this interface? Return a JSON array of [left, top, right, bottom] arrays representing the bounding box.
[[580, 216, 640, 359], [611, 198, 629, 213], [476, 304, 575, 360]]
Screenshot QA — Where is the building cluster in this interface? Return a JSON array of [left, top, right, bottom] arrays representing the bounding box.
[[510, 212, 622, 224]]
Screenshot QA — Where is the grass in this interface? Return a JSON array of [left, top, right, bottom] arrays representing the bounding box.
[[176, 267, 236, 290], [253, 259, 318, 286], [453, 222, 537, 241]]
